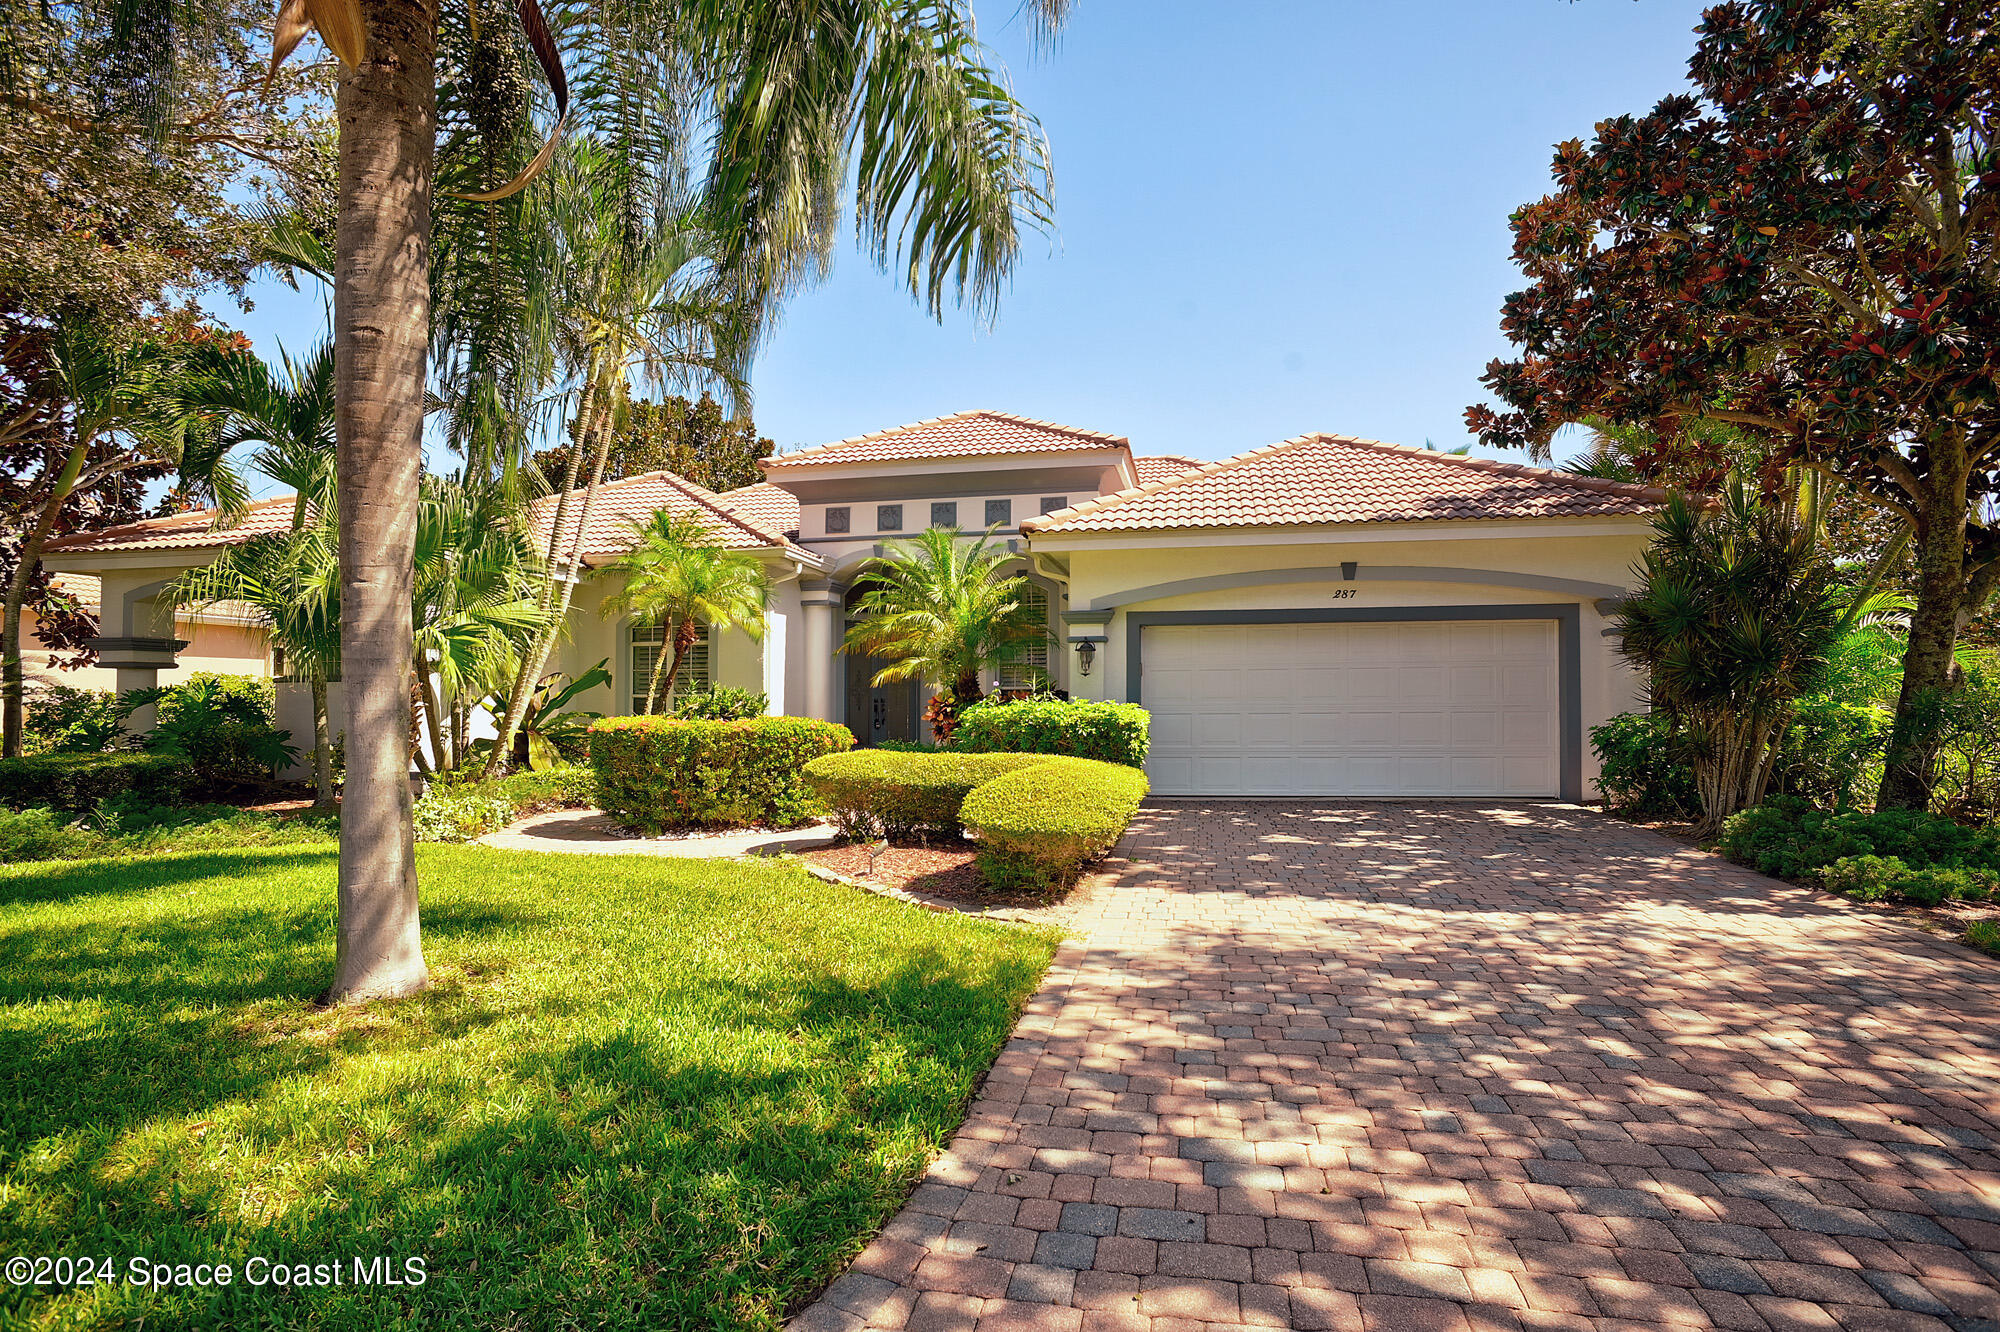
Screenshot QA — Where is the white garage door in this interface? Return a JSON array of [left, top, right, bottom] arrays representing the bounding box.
[[1141, 619, 1559, 797]]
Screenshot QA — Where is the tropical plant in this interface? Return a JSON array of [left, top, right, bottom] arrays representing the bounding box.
[[172, 519, 344, 808], [2, 320, 245, 758], [83, 0, 1072, 1004], [1614, 483, 1850, 837], [597, 511, 768, 715], [189, 339, 338, 526], [410, 476, 550, 773], [480, 662, 611, 771], [1469, 0, 2000, 811], [842, 527, 1046, 740]]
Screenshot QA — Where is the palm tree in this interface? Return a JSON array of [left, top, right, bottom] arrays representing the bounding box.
[[481, 148, 753, 774], [191, 339, 339, 527], [1614, 481, 1852, 837], [410, 476, 549, 771], [85, 0, 1072, 1003], [172, 520, 344, 810], [841, 526, 1045, 739], [598, 511, 768, 714]]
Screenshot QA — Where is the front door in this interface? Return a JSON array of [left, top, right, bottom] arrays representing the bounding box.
[[844, 652, 919, 746]]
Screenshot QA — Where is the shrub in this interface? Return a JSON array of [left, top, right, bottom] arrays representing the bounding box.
[[1589, 712, 1699, 818], [0, 806, 93, 861], [875, 738, 939, 753], [495, 764, 596, 814], [1821, 854, 1908, 902], [803, 750, 1053, 839], [1769, 697, 1888, 811], [670, 685, 768, 720], [413, 786, 520, 843], [23, 685, 125, 754], [961, 756, 1150, 892], [1968, 919, 2000, 953], [1723, 796, 2000, 882], [140, 674, 295, 788], [589, 716, 853, 832], [951, 698, 1150, 768], [0, 751, 193, 812]]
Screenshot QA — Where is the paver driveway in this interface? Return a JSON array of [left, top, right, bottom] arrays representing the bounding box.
[[792, 801, 2000, 1332]]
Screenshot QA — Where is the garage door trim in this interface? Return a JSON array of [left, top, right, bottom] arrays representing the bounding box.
[[1125, 604, 1582, 801]]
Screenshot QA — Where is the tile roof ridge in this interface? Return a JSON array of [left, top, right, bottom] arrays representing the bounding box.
[[1320, 434, 1674, 503], [1025, 433, 1318, 531], [645, 469, 791, 547], [762, 409, 1129, 467], [45, 494, 297, 550]]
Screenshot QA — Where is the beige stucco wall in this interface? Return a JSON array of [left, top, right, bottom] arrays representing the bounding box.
[[546, 559, 808, 720], [1040, 522, 1653, 792], [20, 606, 271, 695]]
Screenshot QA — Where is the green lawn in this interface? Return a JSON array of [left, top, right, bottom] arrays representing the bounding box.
[[0, 845, 1057, 1330]]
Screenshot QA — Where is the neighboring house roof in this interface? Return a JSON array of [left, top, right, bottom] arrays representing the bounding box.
[[1025, 433, 1668, 534], [714, 480, 801, 538], [528, 470, 809, 564], [1133, 455, 1203, 486], [39, 572, 264, 628], [761, 410, 1129, 469], [41, 496, 299, 555]]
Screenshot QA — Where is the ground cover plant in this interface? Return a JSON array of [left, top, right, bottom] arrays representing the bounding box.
[[0, 845, 1057, 1330]]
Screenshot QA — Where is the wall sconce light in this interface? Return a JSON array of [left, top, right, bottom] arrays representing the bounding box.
[[1075, 639, 1097, 676]]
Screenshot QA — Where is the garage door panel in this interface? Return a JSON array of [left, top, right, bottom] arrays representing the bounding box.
[[1143, 619, 1559, 797]]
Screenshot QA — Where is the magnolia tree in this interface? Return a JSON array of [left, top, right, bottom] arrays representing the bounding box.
[[1468, 0, 1999, 810]]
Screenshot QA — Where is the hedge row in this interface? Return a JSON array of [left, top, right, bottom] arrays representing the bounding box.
[[802, 749, 1148, 891], [803, 750, 1051, 839], [952, 698, 1149, 768], [589, 715, 853, 833], [0, 752, 193, 812]]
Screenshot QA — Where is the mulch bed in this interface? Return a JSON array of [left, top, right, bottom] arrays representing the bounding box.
[[801, 838, 1057, 910]]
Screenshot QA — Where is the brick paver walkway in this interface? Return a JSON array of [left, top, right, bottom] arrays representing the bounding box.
[[791, 801, 2000, 1332]]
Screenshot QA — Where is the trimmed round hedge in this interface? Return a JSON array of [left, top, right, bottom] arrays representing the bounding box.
[[960, 756, 1150, 891], [802, 749, 1149, 890], [802, 750, 1051, 839], [589, 715, 853, 832], [951, 698, 1149, 768]]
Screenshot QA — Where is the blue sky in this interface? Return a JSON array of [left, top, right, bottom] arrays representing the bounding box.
[[220, 0, 1712, 472]]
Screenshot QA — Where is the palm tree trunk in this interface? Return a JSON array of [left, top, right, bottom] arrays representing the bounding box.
[[325, 0, 435, 1003], [310, 677, 336, 812], [645, 619, 686, 715], [2, 440, 88, 758], [482, 362, 614, 774]]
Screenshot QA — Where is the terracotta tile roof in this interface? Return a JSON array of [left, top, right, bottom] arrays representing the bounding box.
[[1025, 433, 1668, 534], [761, 410, 1129, 469], [1132, 455, 1203, 486], [528, 470, 804, 563], [714, 480, 801, 538], [42, 496, 300, 555]]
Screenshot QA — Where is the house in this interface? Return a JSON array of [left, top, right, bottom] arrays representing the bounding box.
[[41, 411, 1663, 799], [18, 572, 274, 695]]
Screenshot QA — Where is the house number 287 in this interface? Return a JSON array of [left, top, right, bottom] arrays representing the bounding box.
[[1329, 588, 1358, 600]]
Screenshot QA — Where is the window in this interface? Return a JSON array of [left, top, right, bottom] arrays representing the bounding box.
[[1039, 496, 1068, 515], [876, 504, 903, 531], [930, 501, 957, 528], [630, 621, 710, 712], [985, 498, 1012, 528], [998, 582, 1051, 691], [824, 506, 850, 534]]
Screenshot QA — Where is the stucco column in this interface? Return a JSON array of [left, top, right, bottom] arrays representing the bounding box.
[[92, 581, 184, 734], [799, 578, 844, 723]]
